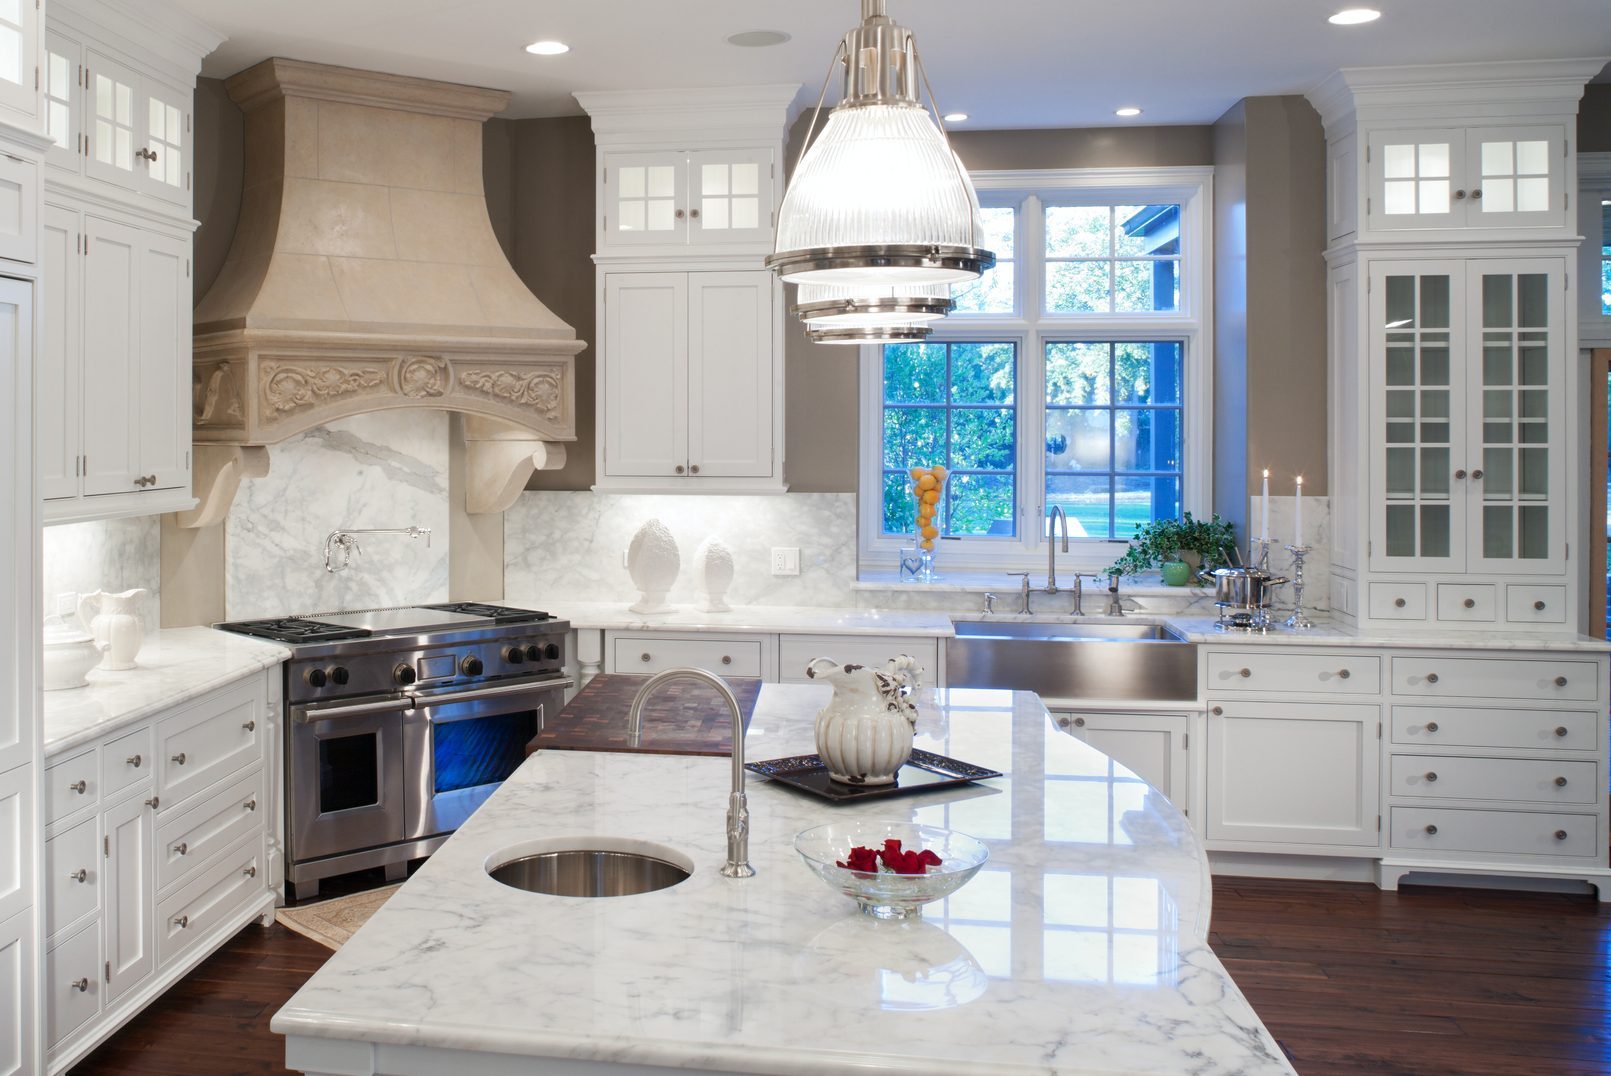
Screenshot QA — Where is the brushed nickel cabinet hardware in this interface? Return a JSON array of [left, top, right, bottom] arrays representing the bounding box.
[[690, 464, 700, 474], [674, 208, 685, 219], [1238, 668, 1251, 678], [690, 208, 700, 219], [243, 866, 257, 878], [720, 655, 731, 665], [1425, 673, 1439, 684], [1471, 188, 1482, 199], [1211, 706, 1223, 716], [1454, 189, 1466, 200], [1424, 721, 1439, 733], [1425, 824, 1438, 835], [1554, 676, 1567, 687], [641, 652, 651, 662], [242, 720, 256, 732], [1463, 598, 1475, 609], [1555, 726, 1569, 737], [172, 842, 187, 856], [173, 915, 188, 929], [1394, 597, 1406, 608], [145, 796, 159, 808], [1555, 829, 1568, 840], [72, 978, 88, 992], [1073, 716, 1086, 727], [1471, 469, 1484, 479], [1424, 771, 1438, 782], [68, 868, 87, 882], [244, 798, 257, 812], [68, 779, 86, 793], [127, 754, 141, 767], [1534, 600, 1546, 611], [674, 464, 685, 474], [171, 752, 186, 765], [1454, 468, 1466, 479], [1336, 668, 1350, 679], [1555, 776, 1568, 787]]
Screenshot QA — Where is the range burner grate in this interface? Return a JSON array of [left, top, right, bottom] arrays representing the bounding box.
[[218, 617, 372, 643], [420, 602, 553, 624]]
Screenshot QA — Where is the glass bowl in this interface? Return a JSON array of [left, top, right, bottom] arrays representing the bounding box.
[[794, 820, 989, 920]]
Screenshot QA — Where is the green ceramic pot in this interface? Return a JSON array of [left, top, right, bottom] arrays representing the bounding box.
[[1160, 559, 1192, 586]]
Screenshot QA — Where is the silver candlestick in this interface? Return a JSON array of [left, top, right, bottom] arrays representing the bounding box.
[[1250, 537, 1276, 573], [1284, 544, 1314, 630]]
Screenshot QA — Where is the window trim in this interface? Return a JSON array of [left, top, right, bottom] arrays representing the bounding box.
[[857, 166, 1214, 575]]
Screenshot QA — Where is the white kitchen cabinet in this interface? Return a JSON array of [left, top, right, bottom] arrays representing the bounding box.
[[1204, 700, 1380, 850], [0, 908, 35, 1076], [600, 269, 778, 488], [600, 146, 776, 254], [607, 630, 774, 680], [1049, 710, 1189, 810], [0, 151, 36, 266], [777, 634, 944, 686], [0, 0, 40, 128], [102, 793, 154, 1002], [38, 203, 78, 501], [0, 764, 33, 928], [1366, 126, 1568, 234]]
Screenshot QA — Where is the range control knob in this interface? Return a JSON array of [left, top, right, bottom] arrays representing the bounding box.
[[525, 644, 542, 662], [305, 667, 327, 688], [462, 655, 484, 677], [330, 666, 350, 686], [504, 646, 525, 665], [394, 663, 418, 686], [544, 642, 561, 661]]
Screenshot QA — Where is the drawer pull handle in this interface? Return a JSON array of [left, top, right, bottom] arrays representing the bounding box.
[[1462, 598, 1475, 609], [1425, 824, 1438, 835], [173, 842, 188, 856], [1555, 726, 1569, 738], [1424, 721, 1440, 733], [721, 655, 732, 665], [68, 868, 87, 883], [1073, 716, 1086, 727], [171, 752, 186, 765], [1424, 771, 1438, 782], [126, 754, 141, 768], [72, 978, 89, 992], [1534, 600, 1546, 611], [1336, 669, 1350, 679], [145, 796, 160, 809], [1555, 829, 1569, 841], [242, 720, 256, 732], [1238, 668, 1251, 678], [641, 653, 651, 662], [1425, 673, 1439, 684], [68, 780, 86, 794], [1211, 706, 1224, 716], [1554, 676, 1567, 688], [173, 915, 189, 929], [1394, 597, 1406, 608], [244, 798, 257, 812], [243, 866, 258, 878], [1056, 716, 1070, 728], [1554, 776, 1568, 787]]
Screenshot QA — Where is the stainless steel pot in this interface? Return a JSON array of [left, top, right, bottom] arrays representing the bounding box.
[[1202, 566, 1288, 609]]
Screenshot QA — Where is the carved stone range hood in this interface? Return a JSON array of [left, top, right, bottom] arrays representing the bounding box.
[[185, 58, 582, 526]]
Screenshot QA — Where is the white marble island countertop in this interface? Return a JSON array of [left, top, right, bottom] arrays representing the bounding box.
[[274, 685, 1291, 1075], [43, 626, 290, 756]]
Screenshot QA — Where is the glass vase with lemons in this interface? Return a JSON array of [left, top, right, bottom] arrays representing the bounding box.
[[908, 464, 947, 581]]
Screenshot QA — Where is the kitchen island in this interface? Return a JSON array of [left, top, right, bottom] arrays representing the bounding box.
[[273, 684, 1292, 1075]]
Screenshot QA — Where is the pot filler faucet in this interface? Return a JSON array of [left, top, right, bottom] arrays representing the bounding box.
[[323, 526, 432, 573], [627, 668, 755, 879]]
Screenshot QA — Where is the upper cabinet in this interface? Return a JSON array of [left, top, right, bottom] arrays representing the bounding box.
[[1366, 126, 1569, 234], [579, 85, 797, 494], [0, 0, 41, 130]]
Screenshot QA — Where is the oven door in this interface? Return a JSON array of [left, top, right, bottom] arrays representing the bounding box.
[[403, 677, 573, 840], [288, 697, 411, 863]]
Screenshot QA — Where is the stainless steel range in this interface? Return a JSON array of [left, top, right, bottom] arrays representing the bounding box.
[[217, 602, 570, 900]]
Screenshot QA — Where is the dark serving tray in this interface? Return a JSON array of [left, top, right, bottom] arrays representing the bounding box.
[[744, 748, 1003, 802]]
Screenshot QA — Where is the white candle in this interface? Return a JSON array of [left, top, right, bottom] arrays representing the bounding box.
[[1294, 475, 1304, 543], [1260, 469, 1270, 541]]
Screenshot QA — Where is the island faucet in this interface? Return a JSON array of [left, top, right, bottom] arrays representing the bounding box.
[[627, 668, 755, 879], [1044, 505, 1070, 592]]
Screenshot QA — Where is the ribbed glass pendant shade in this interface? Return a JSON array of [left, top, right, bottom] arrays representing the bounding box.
[[805, 321, 933, 345], [795, 281, 953, 327]]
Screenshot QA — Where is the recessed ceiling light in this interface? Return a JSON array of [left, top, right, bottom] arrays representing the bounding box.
[[942, 112, 968, 123], [1115, 107, 1142, 117], [525, 40, 570, 56], [1328, 8, 1381, 25], [726, 29, 792, 47]]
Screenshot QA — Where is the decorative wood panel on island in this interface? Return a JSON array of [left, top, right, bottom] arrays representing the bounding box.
[[274, 684, 1292, 1076]]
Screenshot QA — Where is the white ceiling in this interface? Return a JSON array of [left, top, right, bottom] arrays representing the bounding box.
[[167, 0, 1611, 128]]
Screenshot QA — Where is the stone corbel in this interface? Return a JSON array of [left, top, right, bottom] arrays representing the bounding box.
[[174, 445, 271, 529], [461, 416, 567, 516]]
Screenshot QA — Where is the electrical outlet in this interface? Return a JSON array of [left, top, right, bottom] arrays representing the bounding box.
[[771, 547, 801, 576], [54, 592, 77, 617]]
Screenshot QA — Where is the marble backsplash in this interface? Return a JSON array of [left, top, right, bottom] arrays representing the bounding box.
[[505, 492, 857, 609], [42, 516, 162, 629], [224, 411, 452, 619]]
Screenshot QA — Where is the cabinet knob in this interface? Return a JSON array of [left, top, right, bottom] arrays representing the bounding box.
[[145, 796, 160, 809], [721, 655, 732, 665], [244, 798, 257, 812], [1424, 721, 1440, 733], [68, 868, 87, 883], [1554, 676, 1567, 688], [1424, 771, 1438, 782], [243, 866, 258, 878], [1454, 468, 1467, 479], [1394, 597, 1406, 608], [173, 915, 189, 929], [1424, 824, 1438, 835], [1336, 668, 1351, 679], [690, 464, 700, 475], [674, 465, 685, 475], [1555, 726, 1569, 738], [72, 978, 89, 992], [1461, 597, 1475, 609], [1073, 716, 1086, 727], [173, 842, 188, 857], [641, 652, 651, 662], [689, 208, 701, 219], [1238, 667, 1252, 678], [1471, 188, 1483, 200], [1555, 829, 1568, 841], [1056, 716, 1071, 728], [1425, 673, 1439, 684], [1534, 600, 1546, 611], [674, 208, 686, 219], [242, 720, 256, 732], [1453, 189, 1467, 200], [1471, 468, 1484, 479], [68, 780, 86, 794], [126, 754, 141, 768], [171, 753, 186, 765], [136, 146, 158, 162], [1211, 706, 1224, 716], [1555, 776, 1568, 788]]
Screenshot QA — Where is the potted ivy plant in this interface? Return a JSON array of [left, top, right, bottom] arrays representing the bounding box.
[[1107, 513, 1237, 585]]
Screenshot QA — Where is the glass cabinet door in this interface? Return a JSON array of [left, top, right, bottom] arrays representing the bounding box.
[[44, 31, 80, 173], [1468, 262, 1565, 574], [1369, 130, 1464, 232], [0, 0, 37, 119], [601, 151, 688, 247], [687, 148, 774, 246], [1467, 127, 1567, 230], [1372, 265, 1465, 572]]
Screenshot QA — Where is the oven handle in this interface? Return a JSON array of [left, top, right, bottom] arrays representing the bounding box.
[[292, 697, 416, 724], [410, 677, 574, 711]]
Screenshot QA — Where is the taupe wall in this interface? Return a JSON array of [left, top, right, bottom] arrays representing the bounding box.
[[1582, 84, 1611, 153], [193, 77, 243, 304], [1211, 102, 1250, 530]]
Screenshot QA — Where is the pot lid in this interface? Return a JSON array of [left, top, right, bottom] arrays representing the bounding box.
[[43, 620, 93, 645]]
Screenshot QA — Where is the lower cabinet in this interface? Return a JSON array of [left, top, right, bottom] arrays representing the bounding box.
[[1204, 700, 1381, 849], [599, 629, 947, 687], [1048, 710, 1189, 809], [0, 907, 33, 1076], [41, 668, 281, 1072]]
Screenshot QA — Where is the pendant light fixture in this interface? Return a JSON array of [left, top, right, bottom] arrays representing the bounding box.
[[794, 281, 953, 345], [767, 0, 994, 294]]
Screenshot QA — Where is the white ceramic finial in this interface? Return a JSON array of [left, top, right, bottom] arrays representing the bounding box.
[[626, 519, 680, 613], [695, 536, 735, 613]]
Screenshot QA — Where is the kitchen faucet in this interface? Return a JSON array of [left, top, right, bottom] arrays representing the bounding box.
[[627, 668, 754, 879], [1005, 572, 1033, 614], [1044, 506, 1070, 593], [1105, 573, 1126, 616], [323, 525, 432, 573]]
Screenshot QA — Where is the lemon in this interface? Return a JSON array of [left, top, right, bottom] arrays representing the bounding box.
[[920, 524, 939, 539], [908, 467, 924, 481], [931, 465, 948, 481], [917, 474, 937, 491], [921, 489, 940, 505]]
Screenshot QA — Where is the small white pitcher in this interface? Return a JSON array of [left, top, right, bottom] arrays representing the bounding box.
[[806, 655, 923, 786], [78, 588, 148, 671]]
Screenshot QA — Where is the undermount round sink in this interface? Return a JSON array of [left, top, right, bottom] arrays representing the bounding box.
[[485, 838, 693, 898]]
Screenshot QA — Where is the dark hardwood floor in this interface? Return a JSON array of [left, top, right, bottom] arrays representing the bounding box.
[[70, 877, 1611, 1075]]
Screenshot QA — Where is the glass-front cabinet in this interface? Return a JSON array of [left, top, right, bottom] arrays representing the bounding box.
[[600, 146, 774, 251], [1370, 258, 1566, 576], [1367, 126, 1569, 233]]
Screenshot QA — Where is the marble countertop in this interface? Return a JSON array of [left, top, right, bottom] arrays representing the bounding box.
[[274, 685, 1291, 1075], [1165, 615, 1611, 651], [552, 600, 957, 637], [42, 627, 291, 756]]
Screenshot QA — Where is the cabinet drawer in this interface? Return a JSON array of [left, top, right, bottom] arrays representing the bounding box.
[[1390, 656, 1599, 701], [1206, 652, 1379, 694], [1392, 705, 1598, 752], [156, 833, 264, 969], [46, 749, 98, 823], [156, 679, 264, 808], [1389, 754, 1599, 805], [778, 635, 940, 685], [44, 816, 99, 941], [1389, 805, 1597, 858], [1368, 582, 1426, 621], [156, 768, 264, 893], [612, 635, 765, 677], [46, 921, 100, 1048], [1506, 585, 1567, 625], [101, 725, 153, 799], [1436, 583, 1496, 623], [0, 152, 38, 265]]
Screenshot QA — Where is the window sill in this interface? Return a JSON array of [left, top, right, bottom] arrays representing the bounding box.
[[854, 568, 1210, 599]]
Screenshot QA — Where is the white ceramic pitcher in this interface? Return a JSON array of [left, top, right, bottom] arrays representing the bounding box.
[[78, 588, 148, 670], [805, 654, 923, 786]]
